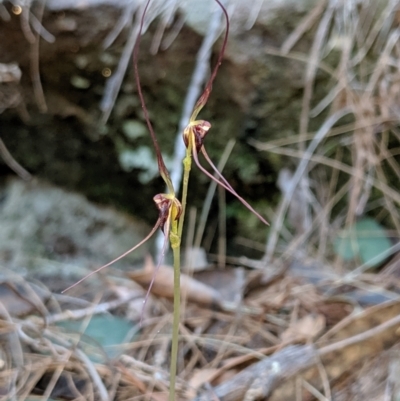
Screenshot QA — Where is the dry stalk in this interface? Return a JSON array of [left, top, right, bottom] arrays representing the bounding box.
[[251, 0, 400, 275]]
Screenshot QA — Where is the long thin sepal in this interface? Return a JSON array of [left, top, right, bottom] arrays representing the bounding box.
[[62, 218, 162, 293], [140, 217, 171, 325], [192, 148, 269, 226], [201, 146, 234, 192]]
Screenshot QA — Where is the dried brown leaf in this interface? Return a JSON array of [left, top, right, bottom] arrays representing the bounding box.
[[186, 368, 219, 398], [281, 314, 326, 343], [128, 255, 223, 308], [194, 268, 246, 303]]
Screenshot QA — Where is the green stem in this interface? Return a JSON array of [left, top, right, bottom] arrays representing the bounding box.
[[178, 145, 193, 238], [169, 243, 181, 401], [169, 144, 192, 400]]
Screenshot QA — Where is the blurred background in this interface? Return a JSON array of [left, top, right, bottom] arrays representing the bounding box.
[[1, 0, 400, 400]]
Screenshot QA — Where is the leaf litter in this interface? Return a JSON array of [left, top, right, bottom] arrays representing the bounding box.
[[1, 249, 400, 400], [2, 0, 400, 400]]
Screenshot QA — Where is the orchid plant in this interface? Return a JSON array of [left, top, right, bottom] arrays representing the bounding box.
[[64, 0, 268, 398]]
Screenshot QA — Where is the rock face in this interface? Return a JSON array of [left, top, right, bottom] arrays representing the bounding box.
[[0, 0, 323, 252], [0, 178, 151, 278]]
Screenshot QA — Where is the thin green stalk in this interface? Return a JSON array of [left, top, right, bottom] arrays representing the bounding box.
[[168, 143, 192, 400], [178, 145, 193, 238], [169, 225, 181, 401], [169, 246, 181, 401]]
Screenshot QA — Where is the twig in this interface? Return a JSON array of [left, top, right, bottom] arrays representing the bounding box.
[[46, 293, 141, 325], [0, 302, 24, 368], [0, 137, 32, 181], [264, 107, 353, 261], [254, 142, 400, 207], [192, 345, 318, 401], [150, 0, 179, 54], [316, 358, 331, 401], [29, 12, 55, 43], [101, 0, 177, 122], [302, 379, 330, 401], [218, 180, 226, 268], [101, 24, 139, 123], [298, 2, 334, 150], [102, 2, 138, 49], [30, 0, 48, 112], [192, 307, 400, 401], [43, 328, 110, 401], [244, 0, 264, 30], [281, 0, 327, 55], [318, 312, 400, 356]]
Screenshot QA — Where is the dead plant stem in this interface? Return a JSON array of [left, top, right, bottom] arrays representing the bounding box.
[[264, 107, 353, 261], [30, 0, 47, 112], [318, 311, 400, 356], [46, 293, 140, 324], [0, 138, 32, 181]]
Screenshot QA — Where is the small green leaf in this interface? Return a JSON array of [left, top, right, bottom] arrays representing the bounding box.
[[334, 218, 392, 268]]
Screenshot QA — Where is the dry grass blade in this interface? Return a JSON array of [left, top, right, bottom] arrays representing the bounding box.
[[191, 299, 400, 401], [251, 0, 400, 281], [263, 107, 352, 261], [46, 292, 141, 324], [4, 1, 400, 400], [29, 0, 47, 113], [101, 0, 178, 123], [0, 137, 32, 181], [280, 0, 327, 55], [298, 2, 334, 150]]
